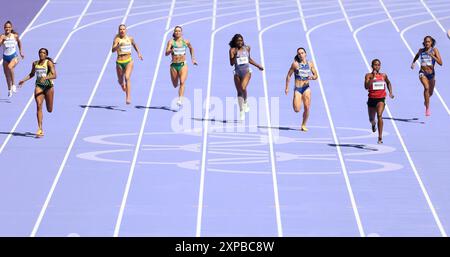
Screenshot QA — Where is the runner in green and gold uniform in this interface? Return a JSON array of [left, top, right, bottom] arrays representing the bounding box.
[[165, 26, 197, 107], [18, 48, 56, 138]]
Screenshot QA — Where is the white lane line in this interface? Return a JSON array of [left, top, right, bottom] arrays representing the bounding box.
[[212, 0, 217, 30], [113, 0, 175, 237], [375, 2, 449, 237], [296, 0, 307, 31], [30, 0, 135, 237], [72, 0, 92, 29], [116, 1, 235, 238], [196, 5, 304, 238], [196, 0, 217, 238], [350, 2, 448, 237], [379, 0, 400, 32], [165, 0, 176, 30], [255, 0, 262, 30], [301, 0, 365, 236], [420, 0, 447, 33], [338, 0, 353, 32], [256, 0, 283, 237]]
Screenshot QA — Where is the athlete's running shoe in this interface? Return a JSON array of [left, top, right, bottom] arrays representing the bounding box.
[[240, 110, 245, 121], [36, 129, 44, 138], [243, 101, 250, 113]]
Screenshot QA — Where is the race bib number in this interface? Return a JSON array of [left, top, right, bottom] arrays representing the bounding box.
[[298, 69, 310, 78], [421, 53, 433, 66], [236, 56, 249, 65], [372, 81, 385, 90], [120, 44, 132, 53], [4, 40, 15, 48], [36, 68, 46, 78]]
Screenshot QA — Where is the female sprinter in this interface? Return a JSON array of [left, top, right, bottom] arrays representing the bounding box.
[[411, 35, 442, 116], [285, 47, 317, 131], [1, 21, 24, 97], [112, 24, 143, 105], [365, 59, 394, 144], [229, 34, 263, 120], [165, 26, 197, 107], [18, 48, 56, 138]]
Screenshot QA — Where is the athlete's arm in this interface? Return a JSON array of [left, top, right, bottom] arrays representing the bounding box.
[[46, 61, 57, 80], [309, 61, 318, 80], [186, 39, 197, 65], [18, 62, 36, 87], [285, 62, 296, 95], [229, 47, 236, 66], [430, 47, 442, 66], [165, 40, 173, 56], [364, 73, 372, 90], [131, 37, 143, 60], [411, 48, 421, 69], [384, 74, 394, 99], [247, 46, 264, 71], [112, 37, 120, 53], [16, 33, 24, 59]]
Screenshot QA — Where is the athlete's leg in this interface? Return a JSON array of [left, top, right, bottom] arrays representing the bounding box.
[[8, 57, 19, 88], [293, 90, 302, 113], [178, 64, 188, 100], [170, 65, 179, 88], [34, 86, 45, 136], [234, 74, 243, 110], [376, 101, 385, 143], [429, 77, 435, 97], [124, 60, 134, 104], [240, 72, 251, 101], [419, 75, 431, 113], [3, 61, 12, 92], [116, 64, 125, 91], [368, 104, 377, 132], [44, 87, 54, 113], [301, 88, 311, 130]]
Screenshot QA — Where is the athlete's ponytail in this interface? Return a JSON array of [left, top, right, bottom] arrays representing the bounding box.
[[39, 48, 56, 64]]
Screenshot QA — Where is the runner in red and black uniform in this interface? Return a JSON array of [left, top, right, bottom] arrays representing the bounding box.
[[364, 59, 394, 144]]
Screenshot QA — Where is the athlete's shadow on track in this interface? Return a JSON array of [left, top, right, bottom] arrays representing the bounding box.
[[135, 105, 178, 112], [0, 99, 11, 103], [79, 105, 126, 112], [258, 126, 300, 131], [0, 132, 37, 138], [328, 144, 378, 151], [382, 117, 425, 124], [192, 118, 239, 123]]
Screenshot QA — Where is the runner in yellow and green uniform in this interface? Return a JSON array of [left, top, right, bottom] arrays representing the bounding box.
[[112, 24, 143, 104]]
